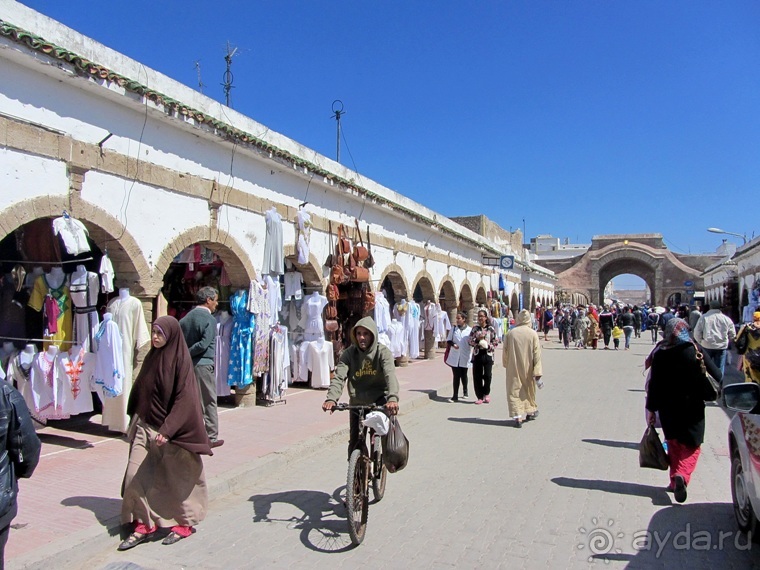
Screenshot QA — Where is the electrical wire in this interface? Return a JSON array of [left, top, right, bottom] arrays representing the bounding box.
[[339, 121, 368, 220]]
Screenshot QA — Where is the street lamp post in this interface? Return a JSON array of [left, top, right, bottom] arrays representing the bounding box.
[[707, 227, 747, 245]]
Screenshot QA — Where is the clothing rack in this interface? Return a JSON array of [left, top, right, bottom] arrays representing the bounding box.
[[0, 257, 94, 265], [0, 336, 79, 345]]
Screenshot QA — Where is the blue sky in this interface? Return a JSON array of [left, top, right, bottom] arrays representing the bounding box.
[[13, 1, 759, 280]]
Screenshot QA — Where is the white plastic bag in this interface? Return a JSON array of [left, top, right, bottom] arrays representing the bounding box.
[[362, 411, 390, 436]]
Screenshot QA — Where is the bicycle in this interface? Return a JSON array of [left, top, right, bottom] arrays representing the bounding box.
[[333, 403, 388, 545]]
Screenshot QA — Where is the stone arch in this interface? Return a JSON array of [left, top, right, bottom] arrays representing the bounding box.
[[411, 270, 436, 303], [510, 291, 520, 315], [155, 226, 256, 290], [475, 284, 487, 306], [438, 276, 457, 312], [283, 244, 326, 293], [594, 250, 657, 306], [377, 263, 409, 304], [459, 281, 474, 313], [0, 195, 153, 294]]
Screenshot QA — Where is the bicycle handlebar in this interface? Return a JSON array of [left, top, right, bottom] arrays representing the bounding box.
[[333, 403, 385, 412]]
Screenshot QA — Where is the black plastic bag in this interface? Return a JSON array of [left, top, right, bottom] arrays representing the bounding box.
[[382, 416, 409, 473], [639, 425, 669, 470]]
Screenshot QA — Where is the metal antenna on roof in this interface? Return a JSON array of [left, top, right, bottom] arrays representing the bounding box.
[[332, 100, 345, 163], [222, 42, 239, 108], [194, 60, 205, 94]]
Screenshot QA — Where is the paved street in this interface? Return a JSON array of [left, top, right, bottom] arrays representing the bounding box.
[[18, 335, 757, 569]]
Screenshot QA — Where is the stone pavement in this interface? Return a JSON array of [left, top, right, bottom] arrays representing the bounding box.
[[7, 349, 450, 570], [12, 334, 757, 569]]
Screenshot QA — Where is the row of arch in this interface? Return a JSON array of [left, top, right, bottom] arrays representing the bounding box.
[[3, 197, 540, 313]]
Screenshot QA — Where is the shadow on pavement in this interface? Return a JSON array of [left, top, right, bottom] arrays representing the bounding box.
[[551, 477, 672, 506], [447, 417, 510, 427], [60, 496, 122, 536], [409, 389, 450, 403], [249, 488, 355, 553], [38, 433, 95, 450], [582, 438, 639, 450], [584, 503, 759, 566]]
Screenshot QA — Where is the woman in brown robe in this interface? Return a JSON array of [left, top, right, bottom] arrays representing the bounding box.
[[118, 316, 212, 551]]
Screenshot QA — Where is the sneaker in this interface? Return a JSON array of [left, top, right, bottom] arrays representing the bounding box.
[[526, 410, 539, 420], [484, 395, 491, 404], [449, 397, 458, 403], [462, 394, 469, 400], [674, 475, 687, 503], [475, 399, 483, 405]]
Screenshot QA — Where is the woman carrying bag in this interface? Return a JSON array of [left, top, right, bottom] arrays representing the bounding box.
[[645, 318, 721, 503]]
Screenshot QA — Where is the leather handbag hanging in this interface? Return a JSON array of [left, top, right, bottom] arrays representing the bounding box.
[[325, 301, 338, 320], [348, 255, 370, 283], [353, 219, 369, 263], [337, 224, 351, 261], [362, 289, 376, 313], [325, 221, 335, 269], [326, 283, 339, 302], [365, 225, 375, 269]]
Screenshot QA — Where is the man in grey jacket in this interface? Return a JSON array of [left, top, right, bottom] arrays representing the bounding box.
[[180, 286, 223, 447], [694, 299, 736, 377]]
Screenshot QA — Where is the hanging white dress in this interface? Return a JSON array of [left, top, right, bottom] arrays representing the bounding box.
[[306, 340, 334, 388], [374, 292, 392, 334], [387, 320, 405, 358], [434, 305, 451, 342], [69, 267, 101, 352], [298, 342, 311, 382], [7, 352, 43, 423], [407, 301, 421, 359], [267, 326, 290, 399], [103, 295, 150, 432], [215, 312, 233, 398], [30, 351, 68, 421], [262, 208, 284, 276], [301, 293, 328, 341], [296, 209, 311, 265], [56, 346, 95, 415], [93, 313, 125, 401], [99, 253, 115, 293], [283, 271, 304, 301], [265, 275, 282, 327]]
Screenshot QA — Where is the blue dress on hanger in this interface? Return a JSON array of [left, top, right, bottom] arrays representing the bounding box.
[[228, 289, 256, 388]]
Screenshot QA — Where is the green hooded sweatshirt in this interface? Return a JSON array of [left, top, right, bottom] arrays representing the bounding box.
[[325, 316, 400, 405]]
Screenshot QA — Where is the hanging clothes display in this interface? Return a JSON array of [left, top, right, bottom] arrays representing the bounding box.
[[56, 345, 95, 415], [30, 348, 68, 421], [228, 289, 255, 388], [296, 209, 311, 265], [374, 291, 392, 334], [305, 339, 334, 389], [265, 325, 290, 400], [408, 301, 421, 359], [262, 207, 284, 276], [283, 270, 304, 301], [28, 269, 73, 349], [99, 253, 115, 293], [434, 304, 452, 342], [387, 320, 405, 358], [69, 265, 100, 352], [104, 290, 150, 433], [92, 313, 125, 401], [7, 349, 42, 423], [265, 275, 282, 327], [301, 292, 328, 341], [215, 310, 233, 397], [52, 214, 91, 256]]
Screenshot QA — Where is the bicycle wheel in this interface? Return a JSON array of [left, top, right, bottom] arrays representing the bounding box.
[[346, 448, 369, 545], [372, 438, 387, 502]]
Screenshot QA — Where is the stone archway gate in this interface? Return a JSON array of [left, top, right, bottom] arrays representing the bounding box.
[[546, 234, 725, 306]]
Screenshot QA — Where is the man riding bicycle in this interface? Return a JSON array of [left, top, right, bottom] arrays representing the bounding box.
[[322, 317, 399, 457]]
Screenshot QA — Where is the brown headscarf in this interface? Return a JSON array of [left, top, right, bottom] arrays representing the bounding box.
[[127, 316, 212, 455]]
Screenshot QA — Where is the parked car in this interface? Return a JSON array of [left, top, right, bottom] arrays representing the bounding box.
[[725, 382, 760, 539]]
